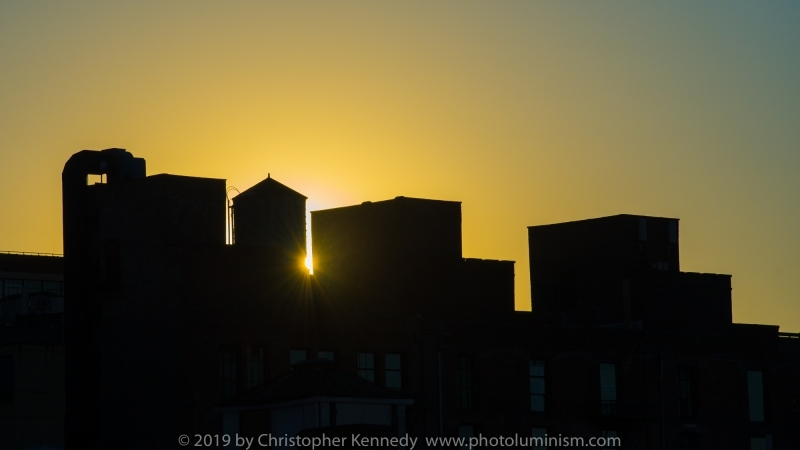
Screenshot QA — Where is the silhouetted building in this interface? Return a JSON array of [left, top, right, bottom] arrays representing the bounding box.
[[62, 149, 229, 450], [62, 149, 312, 449], [0, 252, 64, 326], [528, 215, 731, 331], [58, 149, 799, 450], [0, 252, 65, 450], [312, 197, 514, 315]]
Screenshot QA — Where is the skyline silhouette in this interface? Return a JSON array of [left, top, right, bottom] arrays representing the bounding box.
[[51, 148, 799, 449], [0, 2, 798, 331]]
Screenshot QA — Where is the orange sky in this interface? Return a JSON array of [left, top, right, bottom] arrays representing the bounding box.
[[1, 2, 798, 330]]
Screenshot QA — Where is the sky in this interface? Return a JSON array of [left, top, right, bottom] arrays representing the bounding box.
[[1, 1, 798, 330]]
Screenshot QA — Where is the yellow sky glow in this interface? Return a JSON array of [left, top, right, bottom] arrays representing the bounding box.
[[1, 1, 799, 330]]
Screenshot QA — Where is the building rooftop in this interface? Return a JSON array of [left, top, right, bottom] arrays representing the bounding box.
[[235, 175, 307, 200], [528, 213, 679, 228]]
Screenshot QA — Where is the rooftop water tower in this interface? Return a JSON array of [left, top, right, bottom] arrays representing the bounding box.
[[231, 175, 307, 267]]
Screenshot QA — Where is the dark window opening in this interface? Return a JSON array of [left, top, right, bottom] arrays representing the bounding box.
[[681, 433, 699, 450], [600, 363, 617, 416], [42, 281, 63, 296], [601, 430, 620, 449], [23, 280, 43, 293], [357, 353, 375, 382], [289, 349, 306, 365], [679, 366, 697, 419], [638, 218, 648, 241], [220, 346, 238, 399], [747, 371, 765, 422], [750, 437, 768, 450], [458, 355, 476, 408], [530, 360, 545, 411], [246, 347, 265, 389], [668, 220, 678, 244], [531, 428, 547, 450], [458, 425, 474, 450], [2, 279, 22, 298], [385, 353, 402, 389]]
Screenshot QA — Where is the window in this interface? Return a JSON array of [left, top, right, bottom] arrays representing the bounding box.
[[638, 218, 647, 241], [680, 433, 699, 450], [0, 279, 62, 297], [357, 353, 375, 382], [220, 346, 238, 398], [601, 431, 619, 449], [23, 280, 42, 292], [43, 281, 63, 296], [2, 280, 22, 298], [0, 355, 13, 402], [600, 363, 617, 416], [668, 220, 678, 244], [531, 427, 547, 450], [87, 174, 104, 185], [750, 437, 767, 450], [458, 425, 474, 450], [458, 355, 476, 408], [529, 360, 545, 411], [289, 350, 306, 365], [747, 371, 765, 422], [318, 351, 334, 361], [678, 366, 697, 419], [246, 347, 265, 389], [385, 353, 402, 389]]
